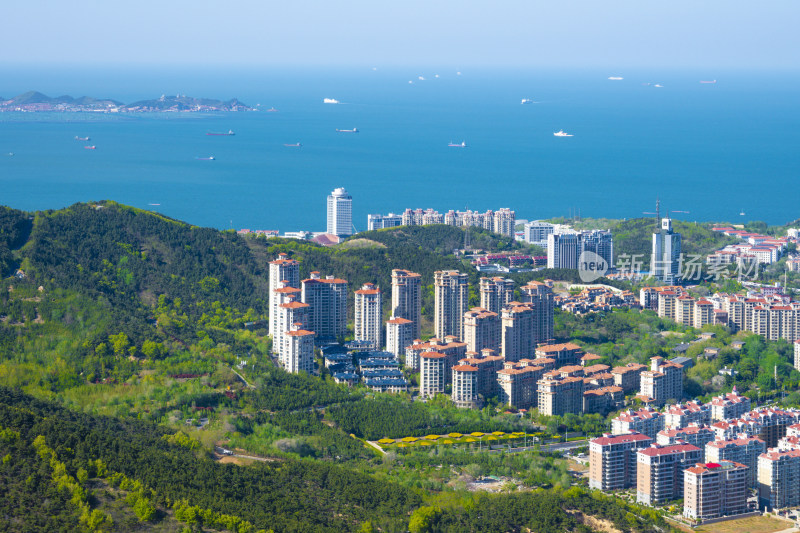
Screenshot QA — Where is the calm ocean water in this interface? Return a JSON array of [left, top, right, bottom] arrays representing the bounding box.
[[1, 67, 798, 231]]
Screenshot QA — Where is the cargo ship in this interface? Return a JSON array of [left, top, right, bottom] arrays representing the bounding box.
[[335, 128, 358, 133], [448, 141, 466, 147], [206, 130, 235, 136]]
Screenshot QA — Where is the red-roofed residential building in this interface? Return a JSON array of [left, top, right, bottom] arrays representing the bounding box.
[[301, 272, 348, 341], [463, 307, 501, 354], [354, 283, 382, 350], [758, 449, 800, 510], [706, 436, 765, 489], [589, 432, 653, 491], [684, 461, 748, 520], [269, 254, 300, 338], [452, 365, 480, 409], [386, 316, 414, 358], [583, 386, 624, 416], [710, 388, 751, 421], [664, 401, 711, 430], [611, 363, 647, 393], [612, 407, 665, 440], [640, 356, 684, 407], [535, 342, 584, 367], [636, 442, 702, 506], [405, 336, 467, 371], [656, 424, 715, 459], [283, 324, 315, 374]]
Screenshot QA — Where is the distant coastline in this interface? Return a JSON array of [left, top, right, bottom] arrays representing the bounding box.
[[0, 91, 253, 113]]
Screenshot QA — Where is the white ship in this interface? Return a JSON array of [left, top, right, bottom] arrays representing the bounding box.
[[608, 76, 623, 80], [448, 141, 466, 147], [553, 130, 573, 137], [323, 98, 340, 104], [335, 128, 358, 133], [521, 98, 533, 104]]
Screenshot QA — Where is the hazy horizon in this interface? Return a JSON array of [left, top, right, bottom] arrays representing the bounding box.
[[3, 1, 799, 70]]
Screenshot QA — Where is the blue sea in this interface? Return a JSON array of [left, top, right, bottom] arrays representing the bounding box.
[[1, 66, 799, 231]]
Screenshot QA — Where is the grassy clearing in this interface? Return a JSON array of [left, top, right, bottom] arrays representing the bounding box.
[[696, 515, 793, 533]]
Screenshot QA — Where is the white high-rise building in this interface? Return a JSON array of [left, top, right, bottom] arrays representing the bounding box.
[[652, 218, 682, 283], [547, 230, 613, 270], [354, 283, 382, 349], [386, 316, 414, 358], [327, 187, 353, 237], [284, 324, 315, 374], [268, 253, 300, 338]]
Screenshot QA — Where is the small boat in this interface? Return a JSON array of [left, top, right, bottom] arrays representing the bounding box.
[[196, 156, 215, 160], [207, 130, 235, 136], [323, 98, 340, 104], [700, 80, 717, 84], [608, 76, 623, 80], [75, 136, 90, 141], [148, 203, 161, 206], [266, 107, 279, 112], [284, 143, 302, 147], [521, 98, 533, 104], [739, 209, 745, 216], [84, 145, 96, 149], [335, 128, 358, 133], [553, 130, 573, 137], [653, 84, 663, 88], [448, 141, 466, 147]]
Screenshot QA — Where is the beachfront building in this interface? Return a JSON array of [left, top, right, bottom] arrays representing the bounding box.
[[354, 283, 382, 350], [391, 269, 422, 340], [326, 187, 352, 237]]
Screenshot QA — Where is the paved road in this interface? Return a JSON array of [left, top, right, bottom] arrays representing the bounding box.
[[229, 367, 254, 388]]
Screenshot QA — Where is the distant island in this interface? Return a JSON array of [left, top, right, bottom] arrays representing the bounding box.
[[0, 91, 254, 113]]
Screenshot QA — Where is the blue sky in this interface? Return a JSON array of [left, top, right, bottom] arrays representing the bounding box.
[[3, 1, 798, 68]]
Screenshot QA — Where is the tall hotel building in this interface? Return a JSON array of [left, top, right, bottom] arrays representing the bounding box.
[[326, 187, 353, 237], [434, 270, 469, 341], [391, 269, 422, 340], [269, 253, 300, 337], [354, 283, 382, 350], [301, 272, 348, 341], [479, 277, 514, 314]]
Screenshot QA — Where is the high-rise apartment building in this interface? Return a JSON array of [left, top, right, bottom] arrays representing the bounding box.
[[354, 283, 382, 350], [500, 303, 536, 362], [419, 351, 453, 398], [640, 356, 684, 406], [492, 208, 516, 237], [284, 324, 315, 374], [451, 364, 480, 408], [434, 270, 469, 341], [636, 443, 702, 506], [479, 277, 514, 314], [301, 272, 348, 341], [710, 388, 751, 421], [684, 461, 748, 520], [391, 269, 422, 340], [269, 253, 300, 337], [537, 366, 585, 416], [547, 230, 613, 270], [276, 295, 310, 365], [463, 307, 500, 354], [520, 281, 555, 344], [706, 436, 765, 489], [386, 316, 414, 358], [589, 432, 653, 491], [523, 221, 555, 247], [612, 407, 665, 440], [758, 449, 800, 510], [326, 187, 352, 237], [652, 218, 682, 284]]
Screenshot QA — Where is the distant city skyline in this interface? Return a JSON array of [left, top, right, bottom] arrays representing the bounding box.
[[2, 1, 799, 69]]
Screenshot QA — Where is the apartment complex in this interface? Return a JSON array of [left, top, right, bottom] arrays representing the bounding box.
[[547, 230, 613, 270], [589, 432, 653, 491], [391, 269, 422, 340], [405, 336, 467, 372], [657, 425, 716, 459], [367, 207, 516, 237], [537, 366, 585, 416], [301, 272, 348, 340], [283, 324, 315, 374], [664, 401, 711, 430], [434, 270, 469, 340], [354, 283, 382, 350], [710, 389, 751, 421], [636, 443, 702, 506], [520, 281, 555, 344], [683, 461, 748, 521], [268, 253, 300, 337], [612, 407, 665, 440]]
